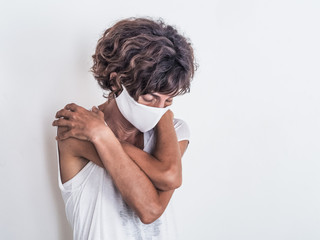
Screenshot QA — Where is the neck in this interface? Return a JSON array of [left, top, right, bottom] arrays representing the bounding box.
[[99, 99, 141, 142]]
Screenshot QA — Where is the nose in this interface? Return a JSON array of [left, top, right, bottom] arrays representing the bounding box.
[[154, 100, 166, 108]]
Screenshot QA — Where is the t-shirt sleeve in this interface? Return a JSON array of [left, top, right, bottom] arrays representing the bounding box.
[[173, 118, 190, 142]]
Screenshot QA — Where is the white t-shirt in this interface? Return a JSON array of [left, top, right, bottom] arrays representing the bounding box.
[[57, 118, 190, 240]]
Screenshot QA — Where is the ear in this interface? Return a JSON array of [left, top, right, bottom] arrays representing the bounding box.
[[110, 72, 118, 91], [110, 72, 117, 79]]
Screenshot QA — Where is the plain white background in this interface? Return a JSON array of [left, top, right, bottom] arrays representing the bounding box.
[[1, 0, 319, 239]]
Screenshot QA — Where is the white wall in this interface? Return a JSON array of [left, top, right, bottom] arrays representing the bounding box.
[[1, 0, 319, 239]]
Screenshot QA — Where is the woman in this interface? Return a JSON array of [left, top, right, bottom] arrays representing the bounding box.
[[53, 17, 196, 240]]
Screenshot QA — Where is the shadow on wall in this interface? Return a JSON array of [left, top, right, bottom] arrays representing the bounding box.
[[44, 117, 73, 240]]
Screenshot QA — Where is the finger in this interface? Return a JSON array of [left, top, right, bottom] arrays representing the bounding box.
[[57, 129, 88, 141], [52, 118, 73, 128], [98, 110, 104, 118], [55, 109, 74, 119], [92, 106, 104, 118], [91, 106, 99, 112], [65, 103, 78, 112], [56, 129, 75, 141], [56, 127, 69, 140]]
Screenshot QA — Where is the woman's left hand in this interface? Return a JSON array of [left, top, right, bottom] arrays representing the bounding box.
[[52, 103, 108, 142]]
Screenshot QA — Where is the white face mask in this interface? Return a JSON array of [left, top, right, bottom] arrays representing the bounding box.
[[115, 86, 170, 132]]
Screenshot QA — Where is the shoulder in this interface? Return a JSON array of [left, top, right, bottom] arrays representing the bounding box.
[[57, 126, 99, 184], [173, 118, 190, 141], [57, 126, 89, 155]]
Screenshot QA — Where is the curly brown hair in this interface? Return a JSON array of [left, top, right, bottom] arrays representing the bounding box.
[[91, 17, 197, 100]]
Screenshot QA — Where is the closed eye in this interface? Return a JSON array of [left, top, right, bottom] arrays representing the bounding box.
[[141, 94, 155, 102]]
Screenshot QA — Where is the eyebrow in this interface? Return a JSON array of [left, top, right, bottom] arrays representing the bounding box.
[[150, 93, 174, 99], [150, 93, 160, 98]]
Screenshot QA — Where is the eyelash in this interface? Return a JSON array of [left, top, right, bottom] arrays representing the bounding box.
[[142, 96, 173, 103]]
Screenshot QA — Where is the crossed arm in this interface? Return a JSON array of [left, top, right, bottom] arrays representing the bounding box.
[[54, 103, 188, 224]]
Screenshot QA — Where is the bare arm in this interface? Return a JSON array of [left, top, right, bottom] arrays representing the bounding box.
[[121, 111, 188, 190], [91, 127, 175, 224], [54, 103, 188, 223], [57, 104, 187, 191]]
